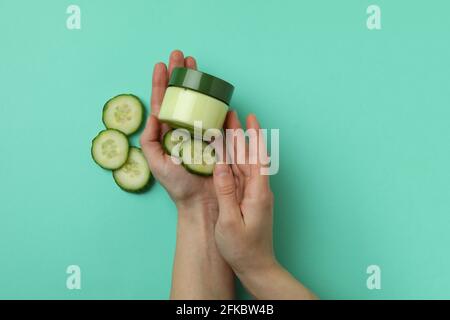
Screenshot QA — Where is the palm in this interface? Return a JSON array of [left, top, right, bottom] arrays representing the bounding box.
[[140, 50, 216, 204], [219, 111, 270, 210], [158, 154, 215, 202]]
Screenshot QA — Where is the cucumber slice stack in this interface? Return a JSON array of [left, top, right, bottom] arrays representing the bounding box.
[[163, 129, 217, 176], [91, 94, 152, 193]]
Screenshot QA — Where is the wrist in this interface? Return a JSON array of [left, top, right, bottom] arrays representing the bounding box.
[[235, 256, 280, 285], [236, 259, 317, 300], [176, 197, 219, 226], [172, 197, 235, 300]]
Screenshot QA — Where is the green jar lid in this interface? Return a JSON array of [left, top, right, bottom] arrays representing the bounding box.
[[168, 67, 234, 105]]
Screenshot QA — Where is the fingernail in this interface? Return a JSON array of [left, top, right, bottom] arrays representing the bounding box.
[[154, 62, 165, 71], [214, 163, 229, 177], [171, 50, 184, 58]]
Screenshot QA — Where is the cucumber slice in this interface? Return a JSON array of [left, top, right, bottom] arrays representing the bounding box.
[[163, 129, 191, 157], [102, 94, 144, 135], [91, 129, 129, 170], [113, 147, 152, 192], [180, 140, 216, 176]]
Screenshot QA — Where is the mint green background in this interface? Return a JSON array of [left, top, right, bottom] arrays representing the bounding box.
[[1, 0, 449, 299]]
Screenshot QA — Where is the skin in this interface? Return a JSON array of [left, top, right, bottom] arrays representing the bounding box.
[[141, 49, 316, 300], [140, 50, 234, 299], [213, 113, 317, 299]]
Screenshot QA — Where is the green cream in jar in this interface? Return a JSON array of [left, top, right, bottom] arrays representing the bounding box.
[[158, 67, 234, 132]]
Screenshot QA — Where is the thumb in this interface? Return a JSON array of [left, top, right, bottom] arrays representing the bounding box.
[[213, 163, 241, 224]]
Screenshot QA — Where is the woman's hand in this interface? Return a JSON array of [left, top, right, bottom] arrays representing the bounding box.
[[213, 112, 317, 299], [140, 50, 233, 299], [213, 112, 275, 274], [140, 50, 217, 218]]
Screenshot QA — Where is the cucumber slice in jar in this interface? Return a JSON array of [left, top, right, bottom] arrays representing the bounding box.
[[163, 129, 191, 157], [180, 139, 216, 176], [91, 129, 129, 170], [113, 147, 152, 193], [102, 94, 144, 135]]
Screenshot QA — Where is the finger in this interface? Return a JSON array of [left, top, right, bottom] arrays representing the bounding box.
[[224, 110, 242, 157], [184, 56, 197, 70], [246, 114, 270, 186], [213, 163, 243, 225], [222, 114, 244, 198], [224, 110, 250, 175], [219, 111, 239, 164], [231, 163, 244, 204], [140, 115, 166, 172], [151, 63, 168, 116], [246, 114, 261, 132], [224, 110, 242, 130], [225, 111, 246, 189], [246, 113, 268, 164], [168, 50, 185, 77], [160, 123, 171, 141]]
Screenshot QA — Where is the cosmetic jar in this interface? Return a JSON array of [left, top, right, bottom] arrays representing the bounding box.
[[158, 67, 234, 132]]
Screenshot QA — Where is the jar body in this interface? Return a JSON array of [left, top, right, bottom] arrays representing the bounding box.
[[159, 87, 229, 132]]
